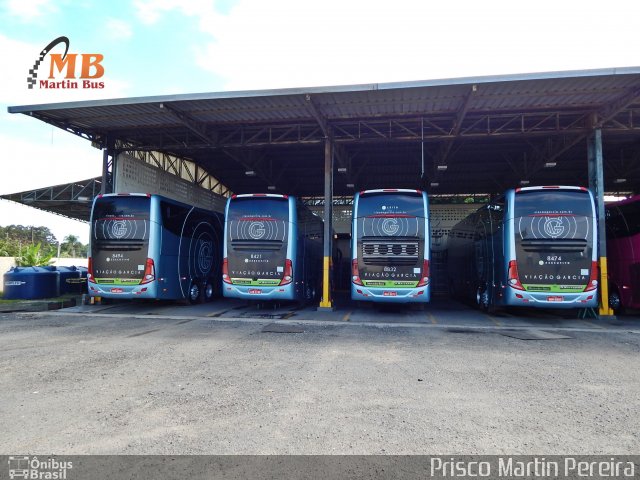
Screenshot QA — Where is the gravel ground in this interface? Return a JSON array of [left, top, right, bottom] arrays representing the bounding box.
[[0, 312, 639, 454]]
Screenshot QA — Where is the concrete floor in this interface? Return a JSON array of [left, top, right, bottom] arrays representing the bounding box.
[[64, 294, 639, 332], [1, 298, 639, 455]]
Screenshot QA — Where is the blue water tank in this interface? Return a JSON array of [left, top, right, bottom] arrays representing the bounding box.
[[57, 266, 84, 294], [3, 266, 60, 300], [77, 266, 88, 293]]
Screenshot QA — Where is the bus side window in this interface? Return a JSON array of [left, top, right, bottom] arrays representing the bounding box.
[[475, 209, 489, 241], [493, 197, 505, 229], [161, 201, 191, 237], [619, 202, 640, 238], [618, 202, 639, 260], [607, 206, 628, 240]]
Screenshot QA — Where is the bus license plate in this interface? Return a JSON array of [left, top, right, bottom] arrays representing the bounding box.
[[547, 296, 563, 302], [111, 288, 123, 293], [383, 291, 397, 297], [248, 289, 262, 295]]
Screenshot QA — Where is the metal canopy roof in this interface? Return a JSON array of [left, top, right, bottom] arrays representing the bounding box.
[[0, 177, 101, 222], [9, 67, 640, 198]]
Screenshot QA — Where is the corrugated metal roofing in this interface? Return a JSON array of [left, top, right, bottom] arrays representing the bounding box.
[[10, 67, 640, 126], [7, 67, 640, 198], [0, 177, 102, 222]]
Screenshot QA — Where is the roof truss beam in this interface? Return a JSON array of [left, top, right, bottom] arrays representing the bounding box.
[[117, 143, 231, 196], [159, 103, 218, 147], [106, 108, 640, 153], [521, 86, 640, 180]]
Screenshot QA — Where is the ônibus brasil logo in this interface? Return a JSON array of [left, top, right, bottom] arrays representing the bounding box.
[[27, 36, 105, 90]]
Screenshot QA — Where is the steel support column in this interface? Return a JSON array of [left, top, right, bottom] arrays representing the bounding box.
[[101, 142, 112, 195], [587, 128, 614, 317], [318, 137, 334, 310]]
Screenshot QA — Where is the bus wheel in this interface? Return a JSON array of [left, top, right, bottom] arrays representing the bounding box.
[[188, 281, 201, 304], [477, 287, 490, 312], [304, 283, 315, 302], [448, 281, 456, 299], [609, 288, 624, 315], [204, 280, 215, 302]]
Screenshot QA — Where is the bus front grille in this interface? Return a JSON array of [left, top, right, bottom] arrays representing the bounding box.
[[231, 239, 284, 251], [94, 241, 146, 251], [361, 241, 419, 266], [520, 238, 588, 253]]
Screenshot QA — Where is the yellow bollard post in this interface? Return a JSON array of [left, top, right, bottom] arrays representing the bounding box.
[[319, 256, 332, 309], [598, 257, 614, 316]]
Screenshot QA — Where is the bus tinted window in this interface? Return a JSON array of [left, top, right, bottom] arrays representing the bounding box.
[[356, 192, 426, 219], [161, 201, 191, 237], [514, 190, 593, 218], [93, 196, 150, 241], [514, 190, 593, 243], [227, 197, 289, 223], [617, 201, 640, 237], [94, 196, 150, 219]]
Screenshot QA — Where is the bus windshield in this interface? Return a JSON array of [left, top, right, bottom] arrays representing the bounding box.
[[355, 192, 427, 287], [91, 196, 151, 283], [513, 189, 594, 293], [355, 192, 426, 220], [226, 197, 290, 285]]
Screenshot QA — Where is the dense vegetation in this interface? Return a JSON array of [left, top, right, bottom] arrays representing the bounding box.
[[0, 225, 88, 260]]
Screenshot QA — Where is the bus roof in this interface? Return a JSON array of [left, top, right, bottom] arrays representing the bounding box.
[[606, 193, 640, 207], [515, 186, 588, 193], [359, 189, 423, 195], [97, 193, 152, 199], [231, 193, 289, 199]]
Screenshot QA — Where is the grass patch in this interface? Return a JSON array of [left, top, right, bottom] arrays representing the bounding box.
[[0, 293, 80, 304]]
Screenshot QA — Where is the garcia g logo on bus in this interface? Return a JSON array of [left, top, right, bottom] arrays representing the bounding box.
[[27, 36, 105, 90]]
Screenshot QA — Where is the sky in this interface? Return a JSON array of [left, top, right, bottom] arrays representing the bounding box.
[[1, 0, 639, 244]]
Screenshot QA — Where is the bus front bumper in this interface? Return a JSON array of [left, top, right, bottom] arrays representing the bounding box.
[[504, 288, 598, 308], [89, 282, 158, 299], [223, 283, 294, 300], [351, 284, 430, 303]]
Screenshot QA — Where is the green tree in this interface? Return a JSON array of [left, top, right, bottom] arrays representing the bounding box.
[[15, 242, 55, 266], [0, 240, 10, 256], [0, 225, 58, 257], [61, 234, 82, 257], [0, 226, 91, 259]]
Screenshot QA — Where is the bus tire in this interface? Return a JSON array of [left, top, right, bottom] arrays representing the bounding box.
[[477, 286, 490, 312], [188, 281, 202, 304], [609, 287, 624, 315], [304, 283, 315, 302], [204, 280, 215, 302], [448, 280, 456, 299]]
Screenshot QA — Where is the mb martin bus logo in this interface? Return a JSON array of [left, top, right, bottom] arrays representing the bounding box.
[[27, 36, 105, 90]]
